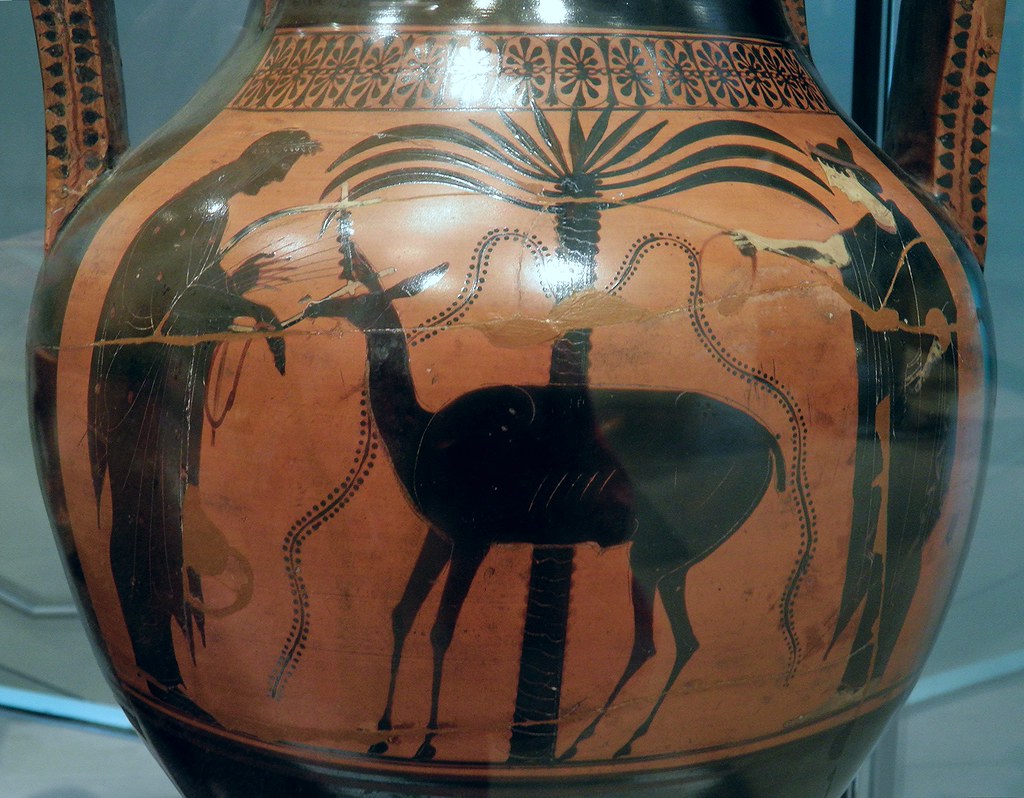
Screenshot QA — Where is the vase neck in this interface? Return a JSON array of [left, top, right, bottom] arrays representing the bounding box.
[[270, 0, 792, 40]]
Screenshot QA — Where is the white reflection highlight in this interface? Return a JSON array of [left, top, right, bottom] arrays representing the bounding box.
[[536, 253, 588, 301], [447, 41, 500, 106], [534, 0, 569, 24]]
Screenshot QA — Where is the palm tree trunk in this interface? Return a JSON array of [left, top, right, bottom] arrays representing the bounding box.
[[507, 546, 576, 762], [508, 200, 600, 763], [549, 197, 600, 384]]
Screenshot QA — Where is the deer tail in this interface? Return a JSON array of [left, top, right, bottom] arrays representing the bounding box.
[[770, 433, 787, 492]]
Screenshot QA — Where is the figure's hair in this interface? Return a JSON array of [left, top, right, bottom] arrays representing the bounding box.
[[242, 130, 322, 161], [811, 137, 883, 196]]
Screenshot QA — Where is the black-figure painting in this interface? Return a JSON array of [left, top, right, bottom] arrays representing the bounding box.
[[733, 138, 959, 692], [87, 130, 321, 707], [53, 25, 986, 780], [263, 105, 839, 763]]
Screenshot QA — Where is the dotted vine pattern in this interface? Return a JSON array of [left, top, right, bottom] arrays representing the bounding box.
[[409, 228, 550, 346], [270, 228, 547, 696], [269, 395, 379, 699], [603, 240, 645, 295], [231, 29, 830, 114], [933, 7, 1000, 256], [268, 225, 817, 696], [622, 232, 816, 679]]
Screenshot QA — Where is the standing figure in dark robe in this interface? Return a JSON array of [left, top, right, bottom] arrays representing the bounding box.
[[88, 130, 321, 706], [731, 138, 959, 692]]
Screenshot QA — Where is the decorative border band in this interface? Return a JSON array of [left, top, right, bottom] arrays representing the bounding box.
[[231, 29, 830, 113]]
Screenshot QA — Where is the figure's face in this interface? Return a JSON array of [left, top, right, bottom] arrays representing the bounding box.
[[241, 156, 300, 195], [818, 161, 866, 205]]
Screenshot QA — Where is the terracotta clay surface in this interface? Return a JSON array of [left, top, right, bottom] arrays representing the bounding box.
[[26, 2, 1002, 796]]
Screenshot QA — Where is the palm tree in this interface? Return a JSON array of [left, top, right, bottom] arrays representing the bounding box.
[[322, 105, 834, 762]]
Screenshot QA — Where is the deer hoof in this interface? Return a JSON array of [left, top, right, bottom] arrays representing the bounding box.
[[368, 741, 390, 756], [558, 744, 579, 762], [613, 741, 634, 759], [414, 738, 437, 761]]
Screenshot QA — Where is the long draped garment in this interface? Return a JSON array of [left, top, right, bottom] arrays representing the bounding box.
[[89, 181, 282, 688], [828, 200, 958, 690]]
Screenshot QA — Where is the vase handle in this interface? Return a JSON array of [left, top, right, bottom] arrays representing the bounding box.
[[780, 0, 811, 53], [884, 0, 1006, 266], [30, 0, 128, 252]]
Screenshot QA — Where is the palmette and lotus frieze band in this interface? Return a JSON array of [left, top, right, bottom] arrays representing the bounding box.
[[231, 29, 830, 112]]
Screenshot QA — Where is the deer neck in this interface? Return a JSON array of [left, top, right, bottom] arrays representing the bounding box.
[[361, 303, 432, 486]]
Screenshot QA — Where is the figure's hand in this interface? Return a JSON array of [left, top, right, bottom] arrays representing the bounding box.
[[250, 316, 287, 375], [267, 335, 286, 376], [300, 282, 362, 320], [301, 298, 325, 320], [230, 252, 277, 295], [729, 231, 759, 258]]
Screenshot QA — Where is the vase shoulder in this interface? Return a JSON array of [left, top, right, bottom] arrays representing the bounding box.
[[233, 24, 828, 115]]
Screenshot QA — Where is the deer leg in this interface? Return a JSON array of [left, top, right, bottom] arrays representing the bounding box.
[[370, 527, 451, 755], [559, 568, 658, 761], [616, 567, 698, 759], [415, 544, 488, 761]]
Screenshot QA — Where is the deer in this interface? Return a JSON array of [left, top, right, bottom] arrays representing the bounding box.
[[301, 235, 787, 762]]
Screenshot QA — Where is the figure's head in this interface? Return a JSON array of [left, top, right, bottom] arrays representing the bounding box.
[[237, 130, 322, 195], [811, 138, 884, 204]]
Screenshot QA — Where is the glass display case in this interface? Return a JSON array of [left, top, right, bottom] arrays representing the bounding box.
[[1, 1, 1020, 795]]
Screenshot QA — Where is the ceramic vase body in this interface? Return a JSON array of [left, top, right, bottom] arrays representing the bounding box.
[[27, 1, 998, 795]]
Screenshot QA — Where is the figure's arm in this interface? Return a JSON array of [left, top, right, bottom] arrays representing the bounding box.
[[730, 230, 851, 270], [730, 230, 957, 357], [226, 295, 288, 376], [160, 280, 288, 375]]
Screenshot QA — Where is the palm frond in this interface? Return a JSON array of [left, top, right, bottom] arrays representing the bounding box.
[[581, 111, 646, 172], [568, 108, 586, 172], [345, 168, 545, 211], [529, 103, 570, 174], [469, 120, 560, 179], [323, 148, 548, 201], [696, 119, 806, 150], [600, 144, 831, 192], [496, 111, 565, 176], [594, 119, 806, 179], [324, 126, 552, 187], [582, 106, 615, 162], [619, 165, 837, 220], [590, 119, 670, 173]]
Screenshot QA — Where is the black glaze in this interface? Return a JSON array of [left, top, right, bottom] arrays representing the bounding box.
[[125, 689, 895, 798], [276, 0, 794, 42]]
